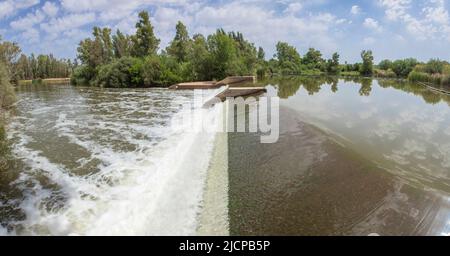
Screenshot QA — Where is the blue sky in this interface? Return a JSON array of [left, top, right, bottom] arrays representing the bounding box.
[[1, 0, 450, 63]]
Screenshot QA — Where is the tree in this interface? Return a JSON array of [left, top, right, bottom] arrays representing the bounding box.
[[257, 47, 265, 61], [326, 52, 340, 74], [188, 34, 212, 80], [131, 11, 160, 57], [392, 58, 418, 77], [0, 62, 15, 108], [360, 50, 374, 76], [275, 42, 302, 75], [302, 48, 323, 68], [166, 21, 191, 62], [378, 59, 392, 70], [0, 36, 21, 80], [207, 30, 239, 79], [15, 54, 30, 80], [424, 59, 445, 74], [112, 30, 132, 58]]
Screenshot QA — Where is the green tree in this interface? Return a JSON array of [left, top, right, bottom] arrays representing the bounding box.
[[166, 21, 191, 62], [257, 47, 265, 61], [0, 36, 21, 81], [207, 30, 238, 79], [302, 48, 323, 68], [378, 59, 392, 70], [112, 30, 132, 58], [392, 58, 418, 77], [275, 42, 302, 75], [132, 11, 160, 57], [326, 52, 340, 74], [424, 59, 445, 74], [360, 50, 374, 76], [188, 34, 212, 80]]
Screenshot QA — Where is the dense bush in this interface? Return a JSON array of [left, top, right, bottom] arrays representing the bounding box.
[[424, 59, 445, 74], [408, 71, 450, 86], [374, 68, 397, 78], [0, 63, 15, 108], [94, 57, 143, 88], [391, 58, 418, 77], [71, 65, 95, 86]]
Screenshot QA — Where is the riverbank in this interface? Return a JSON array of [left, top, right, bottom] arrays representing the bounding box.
[[17, 78, 70, 86]]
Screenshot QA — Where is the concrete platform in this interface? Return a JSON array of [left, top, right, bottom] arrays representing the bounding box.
[[169, 76, 256, 90], [203, 87, 267, 107], [168, 81, 221, 90]]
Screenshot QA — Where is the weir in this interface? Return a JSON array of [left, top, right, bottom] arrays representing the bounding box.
[[169, 76, 266, 107], [169, 76, 257, 90]]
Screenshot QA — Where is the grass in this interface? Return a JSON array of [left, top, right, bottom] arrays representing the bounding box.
[[374, 69, 397, 78], [340, 71, 360, 77], [408, 71, 450, 86]]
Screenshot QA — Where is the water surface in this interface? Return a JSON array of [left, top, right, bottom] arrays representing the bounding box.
[[229, 77, 450, 235], [1, 84, 218, 235]]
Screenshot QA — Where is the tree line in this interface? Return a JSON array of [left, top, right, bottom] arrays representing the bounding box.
[[0, 37, 73, 83], [15, 54, 74, 81], [72, 11, 264, 87]]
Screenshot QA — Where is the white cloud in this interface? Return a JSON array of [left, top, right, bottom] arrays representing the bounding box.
[[363, 18, 383, 32], [60, 0, 188, 13], [0, 0, 40, 19], [0, 2, 15, 19], [379, 0, 450, 41], [10, 10, 45, 31], [42, 2, 59, 17], [379, 0, 411, 21], [284, 3, 303, 15], [40, 13, 97, 34], [350, 5, 361, 15], [191, 2, 342, 56], [363, 37, 375, 45], [423, 0, 449, 25]]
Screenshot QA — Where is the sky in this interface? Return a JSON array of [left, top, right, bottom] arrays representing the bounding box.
[[0, 0, 450, 63]]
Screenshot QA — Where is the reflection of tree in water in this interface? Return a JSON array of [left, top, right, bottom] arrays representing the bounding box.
[[359, 79, 373, 96], [273, 76, 338, 98], [378, 79, 450, 105], [272, 77, 302, 99], [331, 81, 338, 93], [270, 76, 450, 107]]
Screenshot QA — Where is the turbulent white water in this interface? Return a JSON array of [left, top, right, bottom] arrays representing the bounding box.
[[1, 85, 222, 235]]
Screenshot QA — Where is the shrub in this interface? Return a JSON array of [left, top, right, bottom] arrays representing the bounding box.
[[424, 59, 445, 74], [95, 57, 144, 88], [0, 63, 15, 109], [391, 58, 418, 77], [71, 65, 96, 86], [374, 68, 397, 78], [408, 71, 431, 83]]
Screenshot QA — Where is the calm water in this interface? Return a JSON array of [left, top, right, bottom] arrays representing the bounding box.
[[229, 77, 450, 235], [2, 78, 450, 235]]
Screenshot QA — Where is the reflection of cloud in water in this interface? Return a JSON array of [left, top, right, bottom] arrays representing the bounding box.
[[374, 119, 400, 141], [435, 143, 450, 168], [281, 90, 342, 121], [387, 140, 427, 165], [359, 106, 378, 120], [360, 97, 372, 104]]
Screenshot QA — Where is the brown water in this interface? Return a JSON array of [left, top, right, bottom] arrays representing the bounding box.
[[3, 78, 450, 236], [0, 83, 220, 235], [229, 77, 450, 236]]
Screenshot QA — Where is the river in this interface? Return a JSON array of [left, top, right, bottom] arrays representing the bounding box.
[[2, 77, 450, 235]]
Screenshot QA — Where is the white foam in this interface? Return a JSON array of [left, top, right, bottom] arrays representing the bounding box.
[[4, 88, 222, 236]]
